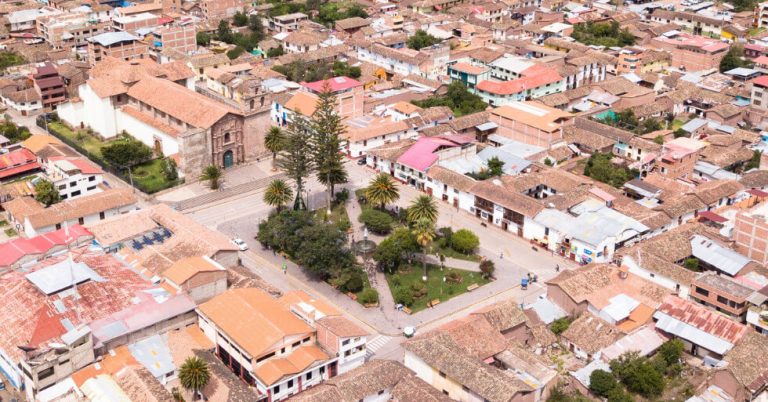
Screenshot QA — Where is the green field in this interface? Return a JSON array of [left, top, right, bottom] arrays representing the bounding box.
[[386, 263, 490, 312]]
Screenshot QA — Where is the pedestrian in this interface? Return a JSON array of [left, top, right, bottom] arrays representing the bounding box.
[[499, 252, 503, 259], [556, 264, 560, 272]]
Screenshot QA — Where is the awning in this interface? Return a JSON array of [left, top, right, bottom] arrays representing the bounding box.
[[475, 122, 498, 131], [698, 210, 727, 223], [748, 188, 768, 197]]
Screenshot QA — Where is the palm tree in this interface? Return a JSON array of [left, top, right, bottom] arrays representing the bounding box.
[[365, 173, 400, 209], [264, 179, 293, 212], [178, 356, 210, 401], [265, 126, 286, 169], [412, 218, 435, 281], [407, 195, 438, 224], [199, 165, 222, 190]]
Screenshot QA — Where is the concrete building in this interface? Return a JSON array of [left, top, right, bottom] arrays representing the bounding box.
[[146, 24, 197, 56], [269, 13, 310, 33], [355, 43, 450, 80], [488, 102, 573, 147], [33, 63, 67, 108], [87, 31, 148, 66], [201, 0, 242, 21], [112, 12, 158, 32], [44, 156, 104, 200], [689, 273, 754, 321], [37, 12, 107, 49], [162, 256, 228, 303], [197, 288, 367, 401]]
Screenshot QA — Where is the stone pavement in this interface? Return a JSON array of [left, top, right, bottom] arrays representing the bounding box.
[[172, 173, 287, 211], [416, 253, 480, 272]]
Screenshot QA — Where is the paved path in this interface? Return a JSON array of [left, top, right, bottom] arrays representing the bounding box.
[[173, 173, 287, 211], [417, 253, 480, 271]]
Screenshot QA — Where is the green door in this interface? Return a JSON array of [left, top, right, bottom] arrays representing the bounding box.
[[223, 150, 234, 168]]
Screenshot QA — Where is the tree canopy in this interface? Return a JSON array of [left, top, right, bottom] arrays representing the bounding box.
[[34, 179, 61, 207], [316, 3, 368, 25], [101, 136, 153, 168], [272, 60, 360, 82], [572, 21, 635, 47], [412, 81, 487, 117], [583, 152, 638, 188], [407, 29, 441, 50], [720, 45, 753, 72]]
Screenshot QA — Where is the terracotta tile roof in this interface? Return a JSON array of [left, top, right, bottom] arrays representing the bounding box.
[[439, 315, 508, 359], [199, 288, 314, 360], [471, 298, 527, 333], [120, 105, 181, 137], [561, 312, 622, 355], [316, 315, 367, 338], [725, 331, 768, 392], [162, 256, 223, 286], [426, 165, 476, 192], [741, 170, 768, 188], [285, 91, 318, 117], [390, 373, 454, 402], [126, 77, 234, 129], [654, 193, 706, 219], [403, 332, 533, 402], [5, 189, 137, 230], [490, 101, 572, 133], [255, 345, 330, 385], [693, 179, 744, 205]]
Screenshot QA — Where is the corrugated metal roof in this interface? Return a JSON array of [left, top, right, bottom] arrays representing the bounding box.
[[25, 258, 105, 295], [654, 311, 734, 355], [690, 235, 750, 276], [570, 359, 610, 388], [600, 326, 666, 361]]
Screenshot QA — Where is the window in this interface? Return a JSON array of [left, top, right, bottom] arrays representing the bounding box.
[[292, 341, 300, 348], [87, 186, 96, 191], [38, 367, 55, 380], [320, 366, 326, 374], [306, 371, 312, 380], [224, 132, 231, 143], [58, 184, 66, 190], [69, 181, 77, 187], [273, 385, 280, 394], [88, 176, 96, 181], [287, 379, 293, 388], [342, 339, 350, 346], [78, 217, 84, 225], [717, 295, 729, 305], [256, 352, 275, 363], [281, 347, 285, 354], [695, 287, 709, 297], [99, 212, 105, 220]]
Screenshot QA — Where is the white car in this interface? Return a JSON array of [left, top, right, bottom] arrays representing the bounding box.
[[231, 238, 249, 251]]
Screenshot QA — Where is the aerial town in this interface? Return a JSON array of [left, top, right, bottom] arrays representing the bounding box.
[[3, 0, 768, 401]]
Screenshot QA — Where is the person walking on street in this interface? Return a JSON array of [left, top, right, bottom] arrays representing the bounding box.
[[556, 264, 560, 272]]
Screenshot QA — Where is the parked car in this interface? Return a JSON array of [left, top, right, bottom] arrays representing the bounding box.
[[357, 158, 367, 166], [231, 238, 249, 251]]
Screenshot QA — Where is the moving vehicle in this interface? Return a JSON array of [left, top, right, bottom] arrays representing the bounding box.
[[231, 238, 249, 251]]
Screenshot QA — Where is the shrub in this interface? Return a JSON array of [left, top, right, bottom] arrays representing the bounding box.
[[589, 369, 617, 397], [606, 388, 633, 402], [334, 188, 349, 204], [394, 287, 414, 306], [343, 274, 364, 293], [410, 281, 427, 297], [437, 226, 453, 245], [479, 260, 495, 279], [610, 352, 665, 398], [658, 339, 684, 366], [445, 271, 462, 283], [358, 288, 379, 304], [551, 317, 572, 335], [359, 209, 394, 234], [391, 274, 401, 287], [451, 229, 479, 254], [684, 257, 700, 271]]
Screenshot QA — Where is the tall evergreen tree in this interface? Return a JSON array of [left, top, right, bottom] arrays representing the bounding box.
[[309, 82, 348, 215], [277, 115, 313, 210]]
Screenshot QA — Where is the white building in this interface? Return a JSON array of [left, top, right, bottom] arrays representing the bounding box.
[[44, 157, 104, 200]]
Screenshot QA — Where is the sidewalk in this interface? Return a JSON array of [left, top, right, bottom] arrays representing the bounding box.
[[416, 253, 480, 272]]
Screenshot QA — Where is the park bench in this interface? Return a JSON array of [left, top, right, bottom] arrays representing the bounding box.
[[467, 283, 479, 292]]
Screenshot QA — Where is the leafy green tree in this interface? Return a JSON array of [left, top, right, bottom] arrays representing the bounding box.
[[196, 31, 211, 46], [589, 369, 618, 397], [746, 150, 762, 171], [720, 45, 753, 72], [101, 137, 152, 168], [293, 223, 354, 278], [408, 195, 438, 224], [233, 11, 248, 27], [607, 388, 634, 402], [365, 173, 400, 209], [277, 115, 314, 210], [0, 51, 26, 71], [248, 14, 265, 38], [373, 227, 419, 272], [412, 217, 435, 278], [162, 158, 178, 181], [178, 357, 210, 400], [653, 135, 664, 145], [257, 210, 315, 252], [34, 179, 61, 207], [674, 128, 688, 138], [583, 152, 637, 188], [226, 46, 245, 60], [572, 21, 635, 47], [216, 20, 233, 42], [551, 317, 572, 335], [657, 339, 684, 367], [487, 156, 505, 177], [610, 352, 665, 398], [407, 29, 441, 50], [479, 260, 495, 279], [684, 257, 700, 271], [394, 286, 414, 306], [199, 165, 222, 190], [267, 46, 285, 58], [310, 83, 348, 215], [264, 179, 293, 212], [412, 81, 487, 116], [358, 288, 379, 304], [359, 209, 394, 234], [265, 126, 286, 167], [451, 229, 479, 254], [641, 119, 663, 134], [343, 273, 364, 292]]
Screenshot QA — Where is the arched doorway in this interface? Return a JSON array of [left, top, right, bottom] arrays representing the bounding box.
[[223, 150, 234, 168]]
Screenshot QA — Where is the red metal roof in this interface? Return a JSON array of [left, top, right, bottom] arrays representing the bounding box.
[[0, 148, 36, 169], [0, 224, 91, 267], [754, 75, 768, 88], [0, 162, 40, 179], [747, 188, 768, 197], [698, 210, 727, 223], [477, 69, 562, 95], [657, 295, 747, 345]]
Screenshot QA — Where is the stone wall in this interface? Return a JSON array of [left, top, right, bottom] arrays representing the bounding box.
[[179, 127, 209, 179]]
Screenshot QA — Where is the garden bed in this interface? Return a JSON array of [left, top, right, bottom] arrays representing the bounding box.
[[385, 263, 490, 313]]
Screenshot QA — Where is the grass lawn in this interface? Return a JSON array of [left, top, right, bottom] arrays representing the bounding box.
[[313, 202, 351, 230], [130, 159, 179, 193], [386, 263, 491, 313], [0, 220, 7, 227], [4, 228, 17, 237], [672, 119, 688, 131], [48, 122, 105, 159]]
